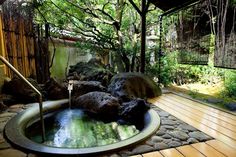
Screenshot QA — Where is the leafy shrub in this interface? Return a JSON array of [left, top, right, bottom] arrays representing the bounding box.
[[223, 70, 236, 98], [146, 50, 225, 87]]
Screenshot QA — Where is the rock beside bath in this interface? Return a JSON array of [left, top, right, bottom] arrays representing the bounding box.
[[2, 77, 42, 103], [72, 81, 106, 97], [72, 92, 120, 121], [119, 98, 150, 124], [0, 101, 7, 112], [108, 73, 162, 101], [67, 59, 114, 87], [43, 78, 68, 100]]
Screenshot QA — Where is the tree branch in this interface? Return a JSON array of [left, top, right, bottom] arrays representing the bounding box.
[[128, 0, 142, 15]]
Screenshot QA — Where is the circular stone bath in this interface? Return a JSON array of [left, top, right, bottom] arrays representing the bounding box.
[[4, 99, 160, 155]]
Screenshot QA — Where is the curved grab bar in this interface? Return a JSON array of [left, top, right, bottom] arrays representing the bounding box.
[[0, 56, 45, 142]]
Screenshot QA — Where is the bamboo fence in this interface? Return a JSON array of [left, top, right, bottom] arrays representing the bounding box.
[[0, 12, 36, 78]]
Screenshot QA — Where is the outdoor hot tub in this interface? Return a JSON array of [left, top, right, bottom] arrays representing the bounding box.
[[4, 99, 160, 155]]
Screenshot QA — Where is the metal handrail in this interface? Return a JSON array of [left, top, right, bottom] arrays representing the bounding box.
[[0, 56, 45, 142]]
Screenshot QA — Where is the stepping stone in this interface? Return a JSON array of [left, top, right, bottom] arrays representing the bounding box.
[[187, 138, 199, 144], [188, 131, 212, 141], [132, 145, 154, 154], [158, 111, 169, 117], [179, 124, 197, 131], [154, 142, 169, 150], [162, 120, 176, 125], [168, 141, 182, 147], [151, 136, 164, 143], [162, 125, 175, 130], [156, 128, 166, 136], [162, 134, 172, 139], [169, 131, 189, 141]]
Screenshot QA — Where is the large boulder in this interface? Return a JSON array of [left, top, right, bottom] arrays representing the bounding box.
[[72, 92, 120, 121], [108, 73, 162, 101], [2, 77, 42, 103], [72, 81, 106, 97], [43, 78, 68, 100], [119, 98, 150, 125], [67, 59, 114, 87]]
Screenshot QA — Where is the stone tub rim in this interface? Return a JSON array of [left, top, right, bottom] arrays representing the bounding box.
[[4, 99, 160, 155]]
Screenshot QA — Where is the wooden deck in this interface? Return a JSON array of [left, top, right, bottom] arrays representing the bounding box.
[[132, 93, 236, 157]]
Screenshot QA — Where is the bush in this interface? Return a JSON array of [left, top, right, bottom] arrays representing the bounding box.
[[146, 50, 225, 87], [223, 70, 236, 98]]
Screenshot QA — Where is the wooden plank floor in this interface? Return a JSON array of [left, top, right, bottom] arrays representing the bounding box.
[[130, 93, 236, 157]]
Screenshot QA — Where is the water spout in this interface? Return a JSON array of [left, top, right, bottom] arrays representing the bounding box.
[[68, 80, 74, 109]]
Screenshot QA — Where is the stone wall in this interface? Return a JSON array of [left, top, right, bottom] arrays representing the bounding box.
[[49, 40, 93, 81]]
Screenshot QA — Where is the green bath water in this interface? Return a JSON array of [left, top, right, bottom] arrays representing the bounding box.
[[26, 109, 139, 148]]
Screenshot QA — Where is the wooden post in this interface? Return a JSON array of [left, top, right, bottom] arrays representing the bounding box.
[[140, 0, 146, 73]]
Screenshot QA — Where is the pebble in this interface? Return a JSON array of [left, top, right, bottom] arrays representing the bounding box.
[[179, 124, 197, 131], [158, 111, 169, 117], [168, 141, 182, 147], [132, 145, 154, 154], [156, 128, 166, 136], [154, 142, 169, 150], [168, 116, 177, 120], [163, 139, 172, 144], [189, 131, 212, 141], [169, 131, 189, 141], [162, 134, 172, 139], [187, 138, 199, 144], [162, 125, 175, 130], [151, 136, 163, 143], [0, 112, 16, 118], [145, 139, 154, 146], [162, 120, 176, 125]]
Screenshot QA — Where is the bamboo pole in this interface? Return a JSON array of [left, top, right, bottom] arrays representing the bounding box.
[[0, 13, 6, 74]]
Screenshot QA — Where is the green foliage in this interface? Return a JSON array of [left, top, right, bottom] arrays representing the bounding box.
[[146, 50, 225, 87], [223, 70, 236, 98]]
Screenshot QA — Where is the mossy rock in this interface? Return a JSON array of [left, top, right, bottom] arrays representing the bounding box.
[[67, 59, 114, 87], [108, 73, 162, 100]]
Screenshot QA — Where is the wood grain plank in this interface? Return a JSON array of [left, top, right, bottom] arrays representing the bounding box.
[[142, 151, 164, 157], [160, 96, 236, 132], [158, 98, 236, 139], [163, 94, 236, 124], [160, 148, 184, 157], [176, 145, 205, 157], [169, 94, 236, 121], [148, 98, 236, 148], [192, 142, 226, 157], [206, 140, 236, 157]]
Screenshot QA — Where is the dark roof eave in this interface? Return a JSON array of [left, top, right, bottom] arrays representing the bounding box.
[[150, 0, 199, 12]]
